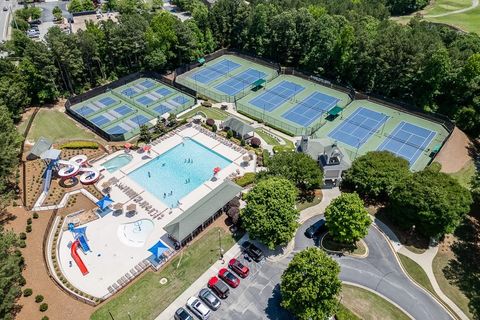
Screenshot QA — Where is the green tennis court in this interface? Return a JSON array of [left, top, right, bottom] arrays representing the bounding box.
[[70, 78, 195, 140]]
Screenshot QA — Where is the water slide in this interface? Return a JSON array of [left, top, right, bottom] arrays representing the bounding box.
[[57, 155, 99, 184], [79, 168, 100, 185], [77, 234, 91, 252], [43, 162, 55, 192], [57, 159, 80, 179], [71, 240, 89, 276]]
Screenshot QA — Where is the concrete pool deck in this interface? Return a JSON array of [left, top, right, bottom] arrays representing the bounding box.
[[57, 125, 256, 298]]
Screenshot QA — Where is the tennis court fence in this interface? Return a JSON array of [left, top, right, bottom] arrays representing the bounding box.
[[236, 101, 322, 136]]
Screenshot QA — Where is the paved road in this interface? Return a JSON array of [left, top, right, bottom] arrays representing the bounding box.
[[0, 0, 16, 42], [205, 216, 453, 320]]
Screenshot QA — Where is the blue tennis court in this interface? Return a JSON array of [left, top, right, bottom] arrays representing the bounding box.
[[140, 79, 155, 88], [156, 87, 172, 97], [121, 87, 138, 97], [99, 97, 116, 106], [215, 69, 267, 96], [128, 114, 151, 127], [91, 115, 111, 127], [172, 95, 189, 105], [190, 59, 241, 84], [136, 95, 155, 106], [74, 105, 95, 117], [114, 105, 133, 116], [329, 107, 389, 148], [282, 92, 339, 126], [154, 104, 171, 115], [378, 121, 436, 166], [250, 81, 305, 112], [106, 125, 128, 135]]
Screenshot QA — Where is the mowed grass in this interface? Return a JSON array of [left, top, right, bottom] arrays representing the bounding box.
[[397, 253, 436, 295], [340, 284, 411, 320], [180, 106, 229, 120], [428, 7, 480, 33], [425, 0, 472, 16], [254, 129, 281, 146], [336, 303, 361, 320], [18, 109, 96, 143], [448, 160, 476, 189], [91, 227, 236, 320]]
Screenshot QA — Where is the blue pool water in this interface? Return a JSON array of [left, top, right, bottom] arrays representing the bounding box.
[[128, 139, 232, 208], [102, 154, 133, 173]]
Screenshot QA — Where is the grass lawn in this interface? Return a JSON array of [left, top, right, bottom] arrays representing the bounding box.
[[340, 284, 411, 320], [336, 303, 361, 320], [322, 234, 367, 256], [254, 129, 281, 146], [432, 246, 475, 319], [180, 106, 229, 120], [91, 227, 236, 320], [296, 192, 323, 211], [424, 0, 472, 16], [448, 160, 476, 189], [428, 7, 480, 34], [397, 253, 436, 295], [18, 109, 96, 143]]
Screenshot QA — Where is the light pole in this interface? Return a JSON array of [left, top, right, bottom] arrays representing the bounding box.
[[218, 229, 224, 261]]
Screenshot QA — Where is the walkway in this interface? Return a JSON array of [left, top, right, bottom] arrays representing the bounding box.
[[426, 0, 479, 17]]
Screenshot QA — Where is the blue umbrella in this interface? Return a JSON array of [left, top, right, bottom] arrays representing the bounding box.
[[148, 241, 169, 259], [96, 195, 113, 210]]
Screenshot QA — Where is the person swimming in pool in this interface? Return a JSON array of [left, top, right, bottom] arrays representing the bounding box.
[[148, 171, 151, 178]]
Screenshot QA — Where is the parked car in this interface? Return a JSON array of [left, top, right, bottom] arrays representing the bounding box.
[[186, 297, 211, 320], [304, 218, 327, 238], [174, 307, 193, 320], [229, 258, 249, 278], [29, 19, 42, 25], [242, 241, 264, 262], [199, 288, 221, 310], [219, 268, 240, 288], [207, 276, 230, 299]]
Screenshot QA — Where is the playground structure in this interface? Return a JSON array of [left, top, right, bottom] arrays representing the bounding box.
[[69, 223, 90, 276]]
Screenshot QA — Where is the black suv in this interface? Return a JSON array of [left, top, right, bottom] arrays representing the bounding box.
[[174, 307, 193, 320], [304, 218, 327, 238], [242, 241, 264, 262]]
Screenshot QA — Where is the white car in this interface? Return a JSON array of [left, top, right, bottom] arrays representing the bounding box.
[[186, 297, 211, 320]]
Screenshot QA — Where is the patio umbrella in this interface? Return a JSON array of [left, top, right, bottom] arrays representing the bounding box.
[[143, 145, 152, 153], [213, 167, 221, 174], [242, 155, 250, 162], [96, 195, 113, 211], [124, 142, 133, 149], [126, 203, 137, 212], [101, 180, 112, 190]]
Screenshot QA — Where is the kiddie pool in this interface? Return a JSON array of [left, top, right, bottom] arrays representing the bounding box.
[[102, 154, 133, 173], [117, 219, 154, 247]]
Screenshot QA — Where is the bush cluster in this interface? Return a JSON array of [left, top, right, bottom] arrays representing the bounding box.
[[59, 141, 99, 149]]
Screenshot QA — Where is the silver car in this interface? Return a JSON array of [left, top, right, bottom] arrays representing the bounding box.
[[199, 288, 221, 310], [186, 296, 211, 320]]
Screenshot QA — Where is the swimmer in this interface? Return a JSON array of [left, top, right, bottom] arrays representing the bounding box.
[[148, 171, 151, 178]]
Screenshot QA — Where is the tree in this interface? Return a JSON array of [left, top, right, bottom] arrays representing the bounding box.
[[139, 124, 152, 143], [52, 6, 63, 21], [241, 177, 299, 249], [261, 151, 323, 192], [0, 228, 25, 319], [325, 193, 371, 244], [154, 117, 166, 135], [68, 0, 84, 13], [470, 170, 480, 205], [342, 151, 411, 201], [388, 170, 472, 238], [280, 247, 341, 320]]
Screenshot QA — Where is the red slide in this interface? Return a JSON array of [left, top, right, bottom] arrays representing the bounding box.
[[71, 240, 89, 276]]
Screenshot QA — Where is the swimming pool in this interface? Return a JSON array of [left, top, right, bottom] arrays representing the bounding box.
[[102, 154, 133, 173], [128, 138, 232, 207]]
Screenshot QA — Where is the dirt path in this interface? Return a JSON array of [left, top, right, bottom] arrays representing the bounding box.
[[4, 207, 94, 320], [434, 127, 473, 173]]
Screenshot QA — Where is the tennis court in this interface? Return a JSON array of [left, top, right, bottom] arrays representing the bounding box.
[[378, 121, 436, 165], [69, 77, 196, 140], [190, 59, 241, 84], [250, 81, 305, 112], [215, 69, 267, 96], [282, 92, 339, 126], [328, 107, 389, 148]]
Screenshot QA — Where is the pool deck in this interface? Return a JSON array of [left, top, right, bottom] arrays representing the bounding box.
[[57, 125, 255, 298]]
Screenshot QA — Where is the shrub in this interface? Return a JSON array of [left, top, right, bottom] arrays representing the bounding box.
[[227, 207, 240, 224], [26, 225, 32, 233], [33, 212, 39, 219], [206, 118, 215, 126], [211, 124, 217, 132], [42, 316, 49, 320], [19, 276, 26, 286], [234, 172, 256, 187], [226, 129, 233, 139], [240, 138, 246, 146], [23, 288, 33, 297], [39, 303, 48, 312], [201, 100, 212, 107], [250, 137, 261, 148], [19, 232, 26, 240], [59, 141, 99, 149], [35, 295, 44, 303], [27, 218, 32, 225], [19, 240, 26, 248]]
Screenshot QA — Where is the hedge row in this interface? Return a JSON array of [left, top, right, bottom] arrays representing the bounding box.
[[59, 141, 99, 149]]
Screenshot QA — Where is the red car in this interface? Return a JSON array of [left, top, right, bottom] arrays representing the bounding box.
[[229, 258, 249, 278], [218, 268, 240, 288]]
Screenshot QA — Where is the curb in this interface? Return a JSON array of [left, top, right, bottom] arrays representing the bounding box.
[[320, 233, 369, 259], [372, 224, 460, 320]]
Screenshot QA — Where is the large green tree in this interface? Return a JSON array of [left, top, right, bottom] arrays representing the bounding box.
[[280, 247, 341, 320], [0, 228, 24, 320], [342, 151, 411, 201], [325, 193, 371, 244], [389, 170, 472, 237], [241, 177, 299, 249], [261, 151, 323, 192]]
